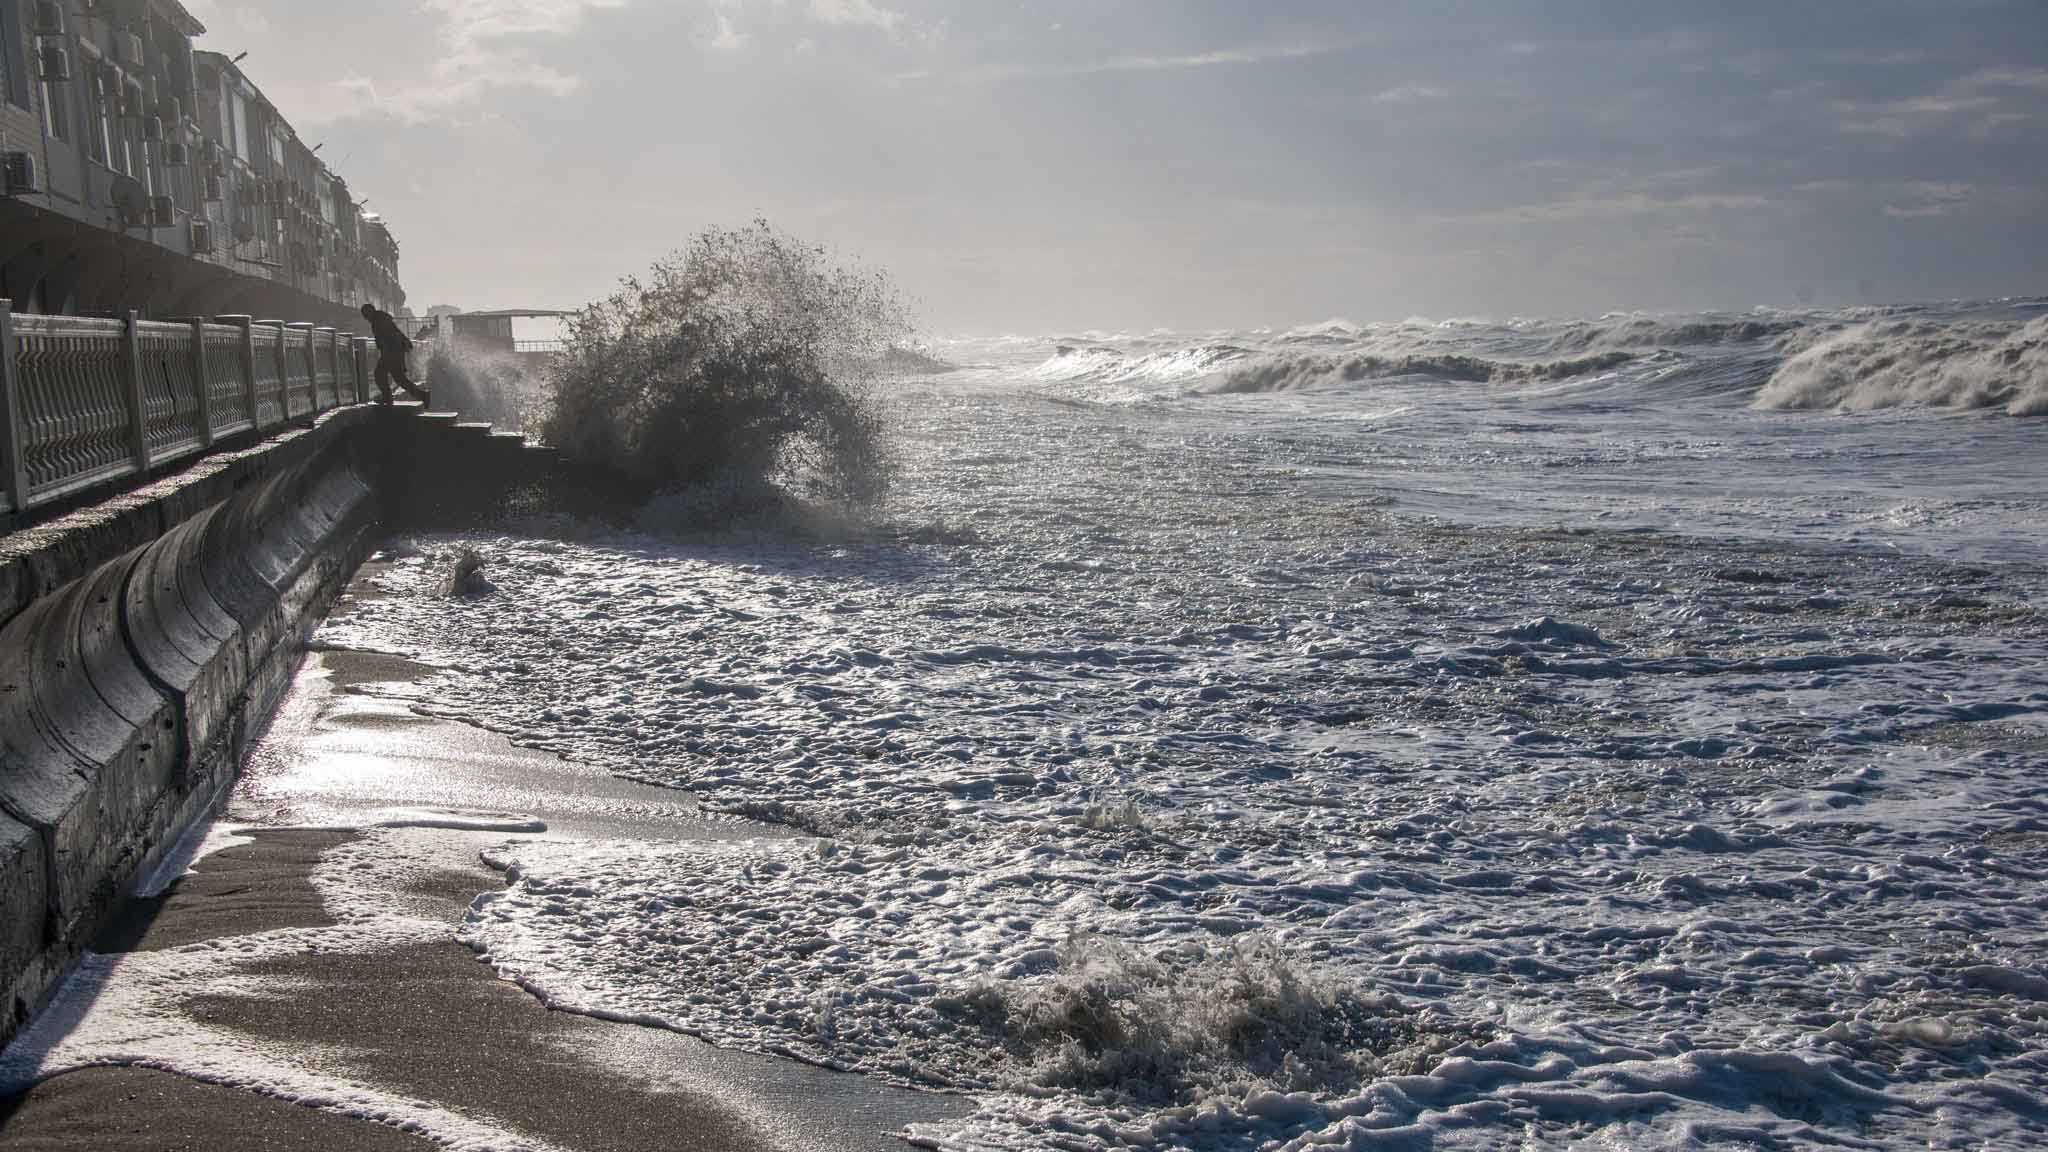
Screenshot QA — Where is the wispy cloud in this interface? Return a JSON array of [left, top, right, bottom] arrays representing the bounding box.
[[807, 0, 904, 32], [1370, 84, 1447, 104], [700, 0, 748, 53], [1832, 66, 2048, 138], [321, 0, 627, 123], [1450, 191, 1768, 228], [1883, 181, 1973, 218], [894, 41, 1347, 85]]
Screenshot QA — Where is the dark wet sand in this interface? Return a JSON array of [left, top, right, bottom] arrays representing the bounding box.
[[0, 1066, 434, 1151]]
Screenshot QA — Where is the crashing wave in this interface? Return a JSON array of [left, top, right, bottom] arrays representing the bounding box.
[[878, 346, 958, 375], [1198, 350, 1636, 394], [1544, 314, 1802, 353], [1753, 315, 2048, 416], [1031, 343, 1254, 385]]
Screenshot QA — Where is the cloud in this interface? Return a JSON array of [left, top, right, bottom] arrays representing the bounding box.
[[1447, 191, 1768, 228], [1832, 66, 2048, 138], [1883, 181, 1972, 218], [1370, 84, 1447, 104], [701, 0, 749, 53], [894, 41, 1347, 85], [321, 0, 627, 123], [807, 0, 904, 32]]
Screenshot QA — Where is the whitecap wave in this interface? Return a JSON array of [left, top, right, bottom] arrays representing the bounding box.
[[1196, 350, 1637, 394], [1544, 314, 1802, 354], [1031, 343, 1255, 385], [1754, 315, 2048, 416]]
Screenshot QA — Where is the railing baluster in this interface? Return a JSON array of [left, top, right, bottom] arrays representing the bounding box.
[[190, 319, 214, 449], [0, 312, 27, 513], [121, 311, 148, 471], [220, 315, 257, 428]]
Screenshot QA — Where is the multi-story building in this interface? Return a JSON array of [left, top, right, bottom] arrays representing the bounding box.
[[0, 0, 401, 328]]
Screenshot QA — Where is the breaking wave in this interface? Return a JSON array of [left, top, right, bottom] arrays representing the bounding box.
[[1754, 315, 2048, 416], [1198, 350, 1636, 395], [1544, 314, 1802, 353], [996, 300, 2047, 416], [880, 346, 958, 376], [1032, 343, 1254, 385]]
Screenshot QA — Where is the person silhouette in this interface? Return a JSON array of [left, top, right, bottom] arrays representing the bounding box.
[[361, 303, 430, 406]]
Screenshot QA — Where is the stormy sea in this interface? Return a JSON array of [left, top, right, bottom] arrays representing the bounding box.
[[326, 297, 2048, 1149]]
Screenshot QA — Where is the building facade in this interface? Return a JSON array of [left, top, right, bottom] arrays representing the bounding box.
[[0, 0, 401, 329]]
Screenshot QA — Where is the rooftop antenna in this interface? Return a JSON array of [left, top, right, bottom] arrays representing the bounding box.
[[230, 51, 248, 64]]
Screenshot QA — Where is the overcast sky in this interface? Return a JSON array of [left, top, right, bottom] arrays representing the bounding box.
[[182, 1, 2046, 331]]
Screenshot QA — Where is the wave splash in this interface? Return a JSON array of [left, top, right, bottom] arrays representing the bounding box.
[[1200, 350, 1637, 395], [1032, 343, 1254, 386], [1755, 315, 2048, 416]]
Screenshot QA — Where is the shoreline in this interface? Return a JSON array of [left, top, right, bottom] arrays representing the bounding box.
[[0, 637, 968, 1150]]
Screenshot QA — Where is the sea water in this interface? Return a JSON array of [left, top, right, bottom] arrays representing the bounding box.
[[323, 298, 2048, 1149]]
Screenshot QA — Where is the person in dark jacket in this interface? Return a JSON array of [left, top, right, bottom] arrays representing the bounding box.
[[360, 303, 430, 406]]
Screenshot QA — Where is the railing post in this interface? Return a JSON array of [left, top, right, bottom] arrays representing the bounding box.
[[122, 310, 149, 470], [218, 315, 257, 428], [255, 322, 287, 423], [321, 328, 340, 408], [0, 312, 28, 511], [284, 322, 314, 418], [355, 337, 370, 403], [190, 318, 214, 448]]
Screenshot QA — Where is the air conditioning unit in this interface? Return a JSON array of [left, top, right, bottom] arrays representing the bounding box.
[[149, 194, 175, 227], [190, 218, 213, 253], [202, 172, 222, 201], [164, 137, 188, 165], [37, 42, 69, 81], [120, 31, 146, 68], [32, 0, 65, 35], [3, 151, 39, 195], [203, 139, 222, 169], [141, 115, 163, 142]]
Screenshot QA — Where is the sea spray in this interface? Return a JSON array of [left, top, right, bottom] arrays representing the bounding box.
[[425, 342, 545, 433], [1755, 315, 2048, 415], [539, 220, 908, 507]]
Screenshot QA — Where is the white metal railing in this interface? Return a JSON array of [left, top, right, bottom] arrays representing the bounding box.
[[0, 311, 376, 518]]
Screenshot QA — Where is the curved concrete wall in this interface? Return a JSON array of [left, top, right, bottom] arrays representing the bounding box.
[[0, 409, 382, 1042]]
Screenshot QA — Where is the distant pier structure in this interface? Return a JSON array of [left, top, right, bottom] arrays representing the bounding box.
[[419, 308, 569, 365], [0, 0, 403, 329]]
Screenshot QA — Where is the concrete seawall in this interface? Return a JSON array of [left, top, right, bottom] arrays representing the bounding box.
[[0, 408, 385, 1044]]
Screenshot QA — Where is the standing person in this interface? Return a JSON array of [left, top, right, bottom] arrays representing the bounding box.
[[360, 303, 431, 406]]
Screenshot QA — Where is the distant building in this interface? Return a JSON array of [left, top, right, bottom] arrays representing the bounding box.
[[0, 0, 402, 327]]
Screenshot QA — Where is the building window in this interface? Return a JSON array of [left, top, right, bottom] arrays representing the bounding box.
[[0, 0, 30, 111], [40, 70, 68, 141], [87, 68, 112, 164]]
